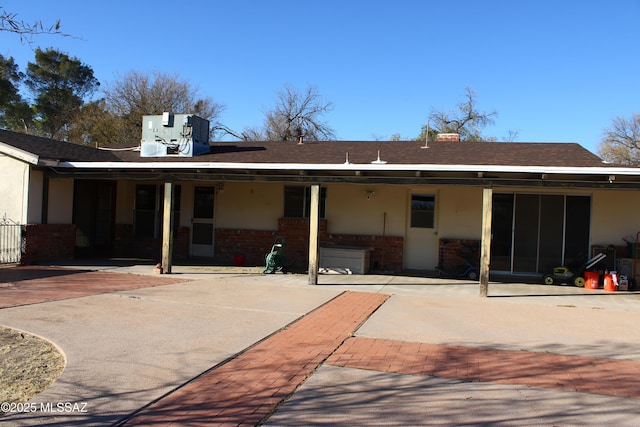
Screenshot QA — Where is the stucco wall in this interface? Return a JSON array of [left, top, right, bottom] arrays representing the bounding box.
[[437, 186, 483, 239], [215, 182, 281, 230], [0, 155, 29, 223], [27, 169, 43, 224], [47, 178, 73, 223], [591, 189, 640, 247], [215, 182, 412, 237], [325, 184, 405, 236]]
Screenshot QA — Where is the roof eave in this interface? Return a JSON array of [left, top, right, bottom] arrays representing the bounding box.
[[57, 161, 640, 176], [0, 141, 41, 165]]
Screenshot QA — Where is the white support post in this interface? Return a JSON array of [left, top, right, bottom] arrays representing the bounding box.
[[480, 187, 493, 297], [308, 184, 320, 285], [162, 181, 174, 274]]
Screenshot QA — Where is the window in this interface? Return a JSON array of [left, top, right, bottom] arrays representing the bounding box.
[[410, 194, 435, 228], [284, 186, 327, 219], [134, 185, 157, 238], [193, 186, 214, 219], [134, 184, 181, 238]]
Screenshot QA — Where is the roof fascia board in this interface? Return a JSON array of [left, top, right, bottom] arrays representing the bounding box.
[[58, 161, 640, 177], [49, 170, 640, 190], [0, 141, 40, 165]]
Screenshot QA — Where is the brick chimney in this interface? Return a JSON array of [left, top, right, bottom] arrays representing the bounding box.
[[436, 133, 460, 142]]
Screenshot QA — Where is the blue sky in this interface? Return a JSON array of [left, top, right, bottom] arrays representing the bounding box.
[[2, 0, 639, 153]]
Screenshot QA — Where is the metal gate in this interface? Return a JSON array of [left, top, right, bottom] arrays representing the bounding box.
[[0, 215, 22, 264]]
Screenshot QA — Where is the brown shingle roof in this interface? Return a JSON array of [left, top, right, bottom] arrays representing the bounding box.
[[0, 129, 608, 168], [114, 140, 607, 168], [0, 129, 120, 162]]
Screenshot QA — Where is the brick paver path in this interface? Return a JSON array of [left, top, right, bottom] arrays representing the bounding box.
[[0, 266, 186, 308], [123, 292, 640, 426], [327, 337, 640, 398], [122, 291, 390, 427]]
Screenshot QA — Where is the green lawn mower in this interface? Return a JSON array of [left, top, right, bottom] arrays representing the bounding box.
[[542, 250, 608, 287]]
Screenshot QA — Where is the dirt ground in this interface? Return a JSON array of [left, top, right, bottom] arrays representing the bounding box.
[[0, 326, 65, 412]]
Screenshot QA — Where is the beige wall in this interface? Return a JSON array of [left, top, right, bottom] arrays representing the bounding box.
[[114, 180, 280, 230], [215, 182, 282, 230], [27, 170, 43, 224], [591, 189, 640, 246], [210, 181, 411, 236], [0, 155, 29, 223], [436, 186, 483, 239], [325, 184, 406, 236], [47, 178, 73, 223]]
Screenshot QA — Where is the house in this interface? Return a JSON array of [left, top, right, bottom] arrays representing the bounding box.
[[2, 120, 640, 287]]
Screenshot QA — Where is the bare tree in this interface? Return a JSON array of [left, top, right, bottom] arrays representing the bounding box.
[[598, 114, 640, 165], [417, 87, 497, 142], [247, 84, 335, 141], [503, 129, 520, 143], [0, 7, 71, 42], [101, 70, 225, 144]]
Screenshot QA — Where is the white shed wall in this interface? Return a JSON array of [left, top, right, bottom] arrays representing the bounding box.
[[27, 170, 43, 224], [0, 155, 29, 223]]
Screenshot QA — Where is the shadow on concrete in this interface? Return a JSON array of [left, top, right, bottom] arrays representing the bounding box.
[[0, 266, 91, 284]]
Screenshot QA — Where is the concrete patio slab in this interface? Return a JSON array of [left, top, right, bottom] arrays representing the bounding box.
[[1, 264, 640, 426]]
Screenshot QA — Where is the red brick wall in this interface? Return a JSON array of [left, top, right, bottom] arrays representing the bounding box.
[[276, 217, 328, 271], [22, 224, 75, 264], [324, 233, 403, 272], [214, 228, 277, 266], [20, 219, 403, 270], [438, 238, 480, 272], [111, 218, 404, 272], [215, 218, 404, 272], [213, 219, 319, 269]]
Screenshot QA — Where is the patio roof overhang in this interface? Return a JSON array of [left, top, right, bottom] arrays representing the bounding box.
[[46, 160, 640, 190]]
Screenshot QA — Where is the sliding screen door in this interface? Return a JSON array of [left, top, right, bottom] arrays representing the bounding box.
[[491, 193, 590, 274]]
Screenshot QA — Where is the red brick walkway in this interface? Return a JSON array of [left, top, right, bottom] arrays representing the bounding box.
[[0, 266, 186, 308], [123, 291, 640, 426], [327, 337, 640, 398], [122, 291, 390, 427]]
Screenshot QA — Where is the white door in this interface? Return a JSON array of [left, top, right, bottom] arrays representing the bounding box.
[[404, 191, 440, 270], [190, 186, 215, 257]]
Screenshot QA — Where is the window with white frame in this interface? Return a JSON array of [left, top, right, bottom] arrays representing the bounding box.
[[410, 194, 435, 228]]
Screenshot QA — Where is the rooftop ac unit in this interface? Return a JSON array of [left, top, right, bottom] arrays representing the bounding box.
[[140, 113, 210, 158]]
